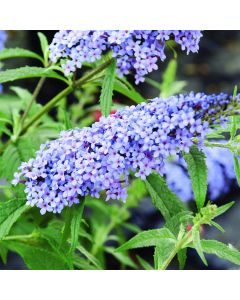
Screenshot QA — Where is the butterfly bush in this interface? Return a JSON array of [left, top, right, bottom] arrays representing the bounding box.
[[12, 92, 239, 214], [0, 30, 6, 93], [49, 30, 202, 84], [165, 146, 235, 202]]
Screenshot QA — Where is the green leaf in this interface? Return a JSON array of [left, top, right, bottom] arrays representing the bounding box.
[[121, 222, 141, 234], [0, 135, 42, 181], [73, 255, 97, 270], [0, 243, 8, 264], [10, 86, 32, 102], [99, 60, 116, 117], [233, 85, 238, 98], [0, 123, 11, 136], [114, 77, 145, 103], [146, 173, 186, 221], [177, 248, 187, 270], [69, 199, 85, 253], [183, 145, 208, 210], [0, 94, 22, 115], [37, 32, 49, 63], [0, 48, 43, 63], [126, 178, 146, 208], [192, 227, 208, 266], [145, 77, 161, 90], [154, 238, 176, 269], [201, 240, 240, 266], [169, 81, 187, 96], [105, 246, 137, 269], [77, 245, 103, 269], [146, 60, 186, 97], [0, 66, 68, 84], [136, 255, 154, 270], [233, 155, 240, 186], [116, 228, 176, 252], [160, 59, 177, 98], [5, 241, 69, 270], [92, 76, 145, 104], [231, 85, 238, 139], [215, 201, 234, 218], [39, 226, 73, 269], [230, 116, 237, 140], [0, 198, 29, 240], [0, 144, 21, 181], [206, 132, 225, 139], [60, 207, 72, 248], [210, 220, 225, 233], [0, 111, 12, 125]]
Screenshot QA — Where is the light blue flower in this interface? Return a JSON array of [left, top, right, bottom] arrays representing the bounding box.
[[49, 30, 202, 84], [13, 92, 239, 214]]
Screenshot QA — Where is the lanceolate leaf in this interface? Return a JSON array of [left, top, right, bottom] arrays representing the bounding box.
[[90, 77, 145, 104], [0, 243, 8, 264], [0, 135, 42, 181], [39, 226, 73, 269], [154, 239, 176, 269], [69, 199, 85, 253], [0, 66, 68, 84], [160, 58, 177, 98], [10, 86, 32, 102], [37, 32, 49, 62], [233, 155, 240, 186], [183, 145, 208, 210], [105, 246, 138, 269], [177, 248, 187, 270], [116, 228, 176, 252], [192, 227, 208, 266], [0, 48, 43, 63], [114, 77, 145, 104], [5, 241, 69, 270], [73, 255, 97, 270], [136, 255, 154, 270], [201, 240, 240, 266], [214, 201, 235, 218], [230, 86, 238, 139], [77, 245, 103, 269], [99, 60, 116, 117], [146, 173, 186, 221], [0, 198, 28, 240]]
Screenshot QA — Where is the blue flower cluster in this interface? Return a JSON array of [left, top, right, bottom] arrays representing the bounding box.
[[49, 30, 202, 84], [0, 30, 6, 48], [0, 30, 6, 93], [165, 146, 236, 202], [12, 92, 239, 214]]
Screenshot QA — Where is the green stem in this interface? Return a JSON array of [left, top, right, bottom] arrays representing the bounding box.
[[204, 141, 233, 151], [159, 231, 192, 270], [2, 233, 36, 241], [20, 76, 47, 126]]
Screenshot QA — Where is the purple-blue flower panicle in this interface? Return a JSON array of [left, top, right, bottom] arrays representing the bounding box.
[[12, 92, 239, 214], [0, 30, 6, 50], [49, 30, 202, 84]]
